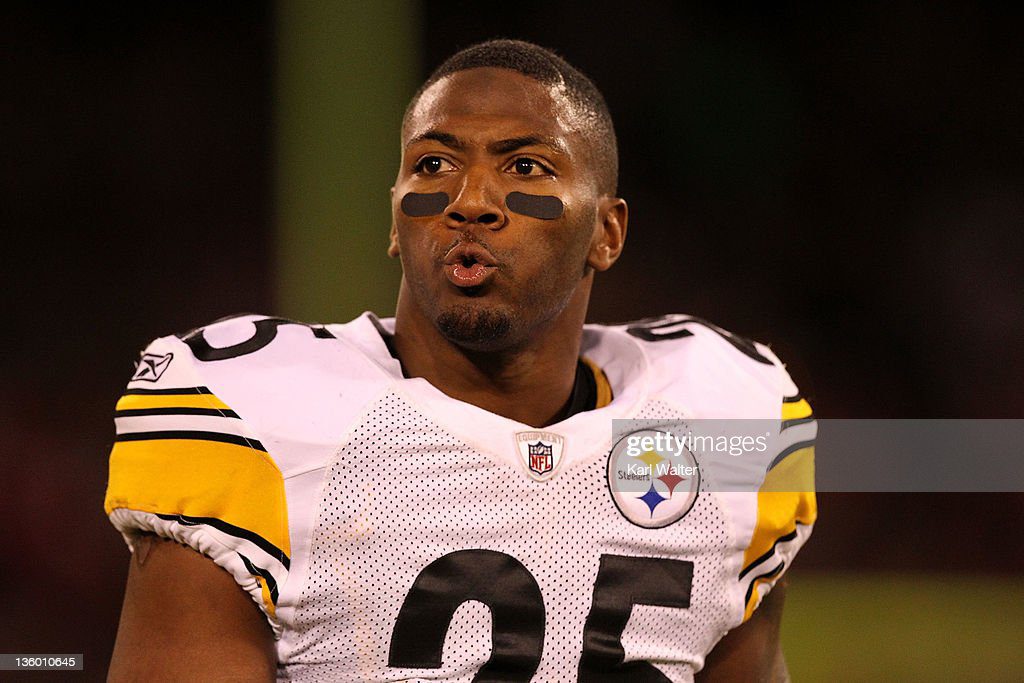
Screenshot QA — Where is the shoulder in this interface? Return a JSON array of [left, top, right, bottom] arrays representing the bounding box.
[[590, 316, 816, 628], [172, 313, 346, 364], [590, 314, 802, 418], [133, 315, 391, 421], [106, 312, 392, 635], [129, 313, 345, 376], [119, 312, 395, 473]]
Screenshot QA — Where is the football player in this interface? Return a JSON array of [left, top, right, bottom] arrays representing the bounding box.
[[106, 40, 816, 681]]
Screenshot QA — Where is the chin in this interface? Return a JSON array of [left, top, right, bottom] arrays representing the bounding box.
[[435, 303, 517, 351]]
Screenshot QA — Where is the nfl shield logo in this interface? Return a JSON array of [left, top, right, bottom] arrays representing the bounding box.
[[528, 442, 554, 476], [514, 430, 566, 481]]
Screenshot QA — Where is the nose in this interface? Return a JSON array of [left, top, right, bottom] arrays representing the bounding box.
[[444, 169, 507, 231]]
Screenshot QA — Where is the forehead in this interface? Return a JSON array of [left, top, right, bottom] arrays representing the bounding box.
[[404, 67, 580, 147]]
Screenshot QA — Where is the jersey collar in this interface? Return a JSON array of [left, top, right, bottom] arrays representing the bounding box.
[[335, 312, 650, 476]]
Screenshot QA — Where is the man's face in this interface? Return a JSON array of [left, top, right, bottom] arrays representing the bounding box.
[[391, 67, 607, 351]]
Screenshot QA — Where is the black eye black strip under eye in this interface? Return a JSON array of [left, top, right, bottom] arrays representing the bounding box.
[[400, 191, 564, 220], [506, 192, 564, 220], [400, 192, 449, 217]]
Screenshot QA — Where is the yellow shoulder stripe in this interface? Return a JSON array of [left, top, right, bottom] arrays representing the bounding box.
[[743, 448, 817, 568], [741, 397, 818, 621], [116, 393, 232, 411], [105, 437, 291, 562], [781, 398, 813, 421], [257, 576, 276, 618]]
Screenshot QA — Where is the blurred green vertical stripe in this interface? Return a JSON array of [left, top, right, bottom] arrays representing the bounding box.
[[274, 0, 418, 322]]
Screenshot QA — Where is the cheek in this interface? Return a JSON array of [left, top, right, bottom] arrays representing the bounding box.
[[557, 202, 599, 258], [396, 221, 446, 278], [519, 210, 596, 286]]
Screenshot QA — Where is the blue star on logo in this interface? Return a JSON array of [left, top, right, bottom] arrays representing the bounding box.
[[638, 484, 666, 518]]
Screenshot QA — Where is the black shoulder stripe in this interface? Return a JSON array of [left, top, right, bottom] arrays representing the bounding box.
[[115, 407, 240, 419], [781, 416, 815, 432], [238, 552, 280, 605], [744, 561, 786, 607], [739, 527, 800, 580], [123, 386, 214, 396], [155, 513, 290, 570], [782, 394, 803, 403], [115, 430, 265, 451], [767, 439, 816, 471]]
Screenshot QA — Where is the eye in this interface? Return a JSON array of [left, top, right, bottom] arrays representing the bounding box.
[[415, 156, 456, 174], [506, 157, 553, 176]]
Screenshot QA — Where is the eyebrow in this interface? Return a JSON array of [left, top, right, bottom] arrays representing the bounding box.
[[488, 135, 567, 156], [406, 131, 464, 150], [406, 131, 567, 156]]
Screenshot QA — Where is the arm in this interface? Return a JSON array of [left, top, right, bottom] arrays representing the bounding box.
[[108, 535, 276, 682], [695, 579, 789, 683]]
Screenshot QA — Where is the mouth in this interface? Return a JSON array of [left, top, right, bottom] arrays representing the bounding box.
[[443, 243, 498, 289]]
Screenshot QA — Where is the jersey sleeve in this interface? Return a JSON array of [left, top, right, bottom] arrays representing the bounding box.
[[104, 333, 290, 636], [737, 344, 817, 622]]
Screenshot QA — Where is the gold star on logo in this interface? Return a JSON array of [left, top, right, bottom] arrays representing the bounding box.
[[635, 448, 664, 467]]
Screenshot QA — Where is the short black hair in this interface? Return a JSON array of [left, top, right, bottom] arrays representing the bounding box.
[[404, 39, 619, 195]]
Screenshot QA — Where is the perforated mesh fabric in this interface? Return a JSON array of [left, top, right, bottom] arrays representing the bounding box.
[[279, 394, 735, 682]]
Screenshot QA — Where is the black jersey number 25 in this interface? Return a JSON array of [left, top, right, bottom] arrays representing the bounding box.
[[388, 550, 693, 682]]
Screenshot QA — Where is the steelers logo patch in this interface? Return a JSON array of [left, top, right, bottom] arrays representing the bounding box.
[[607, 428, 700, 528]]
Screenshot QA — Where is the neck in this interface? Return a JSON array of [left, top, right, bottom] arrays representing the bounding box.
[[391, 281, 592, 428]]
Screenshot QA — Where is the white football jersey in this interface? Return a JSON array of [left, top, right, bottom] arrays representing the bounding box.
[[105, 312, 816, 682]]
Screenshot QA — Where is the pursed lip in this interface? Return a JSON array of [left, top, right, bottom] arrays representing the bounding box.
[[443, 242, 498, 268], [442, 242, 499, 289]]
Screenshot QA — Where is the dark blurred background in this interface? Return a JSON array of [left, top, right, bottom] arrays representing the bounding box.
[[2, 2, 1022, 679]]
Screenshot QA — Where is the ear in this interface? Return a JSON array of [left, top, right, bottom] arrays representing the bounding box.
[[387, 186, 400, 258], [587, 196, 628, 271]]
